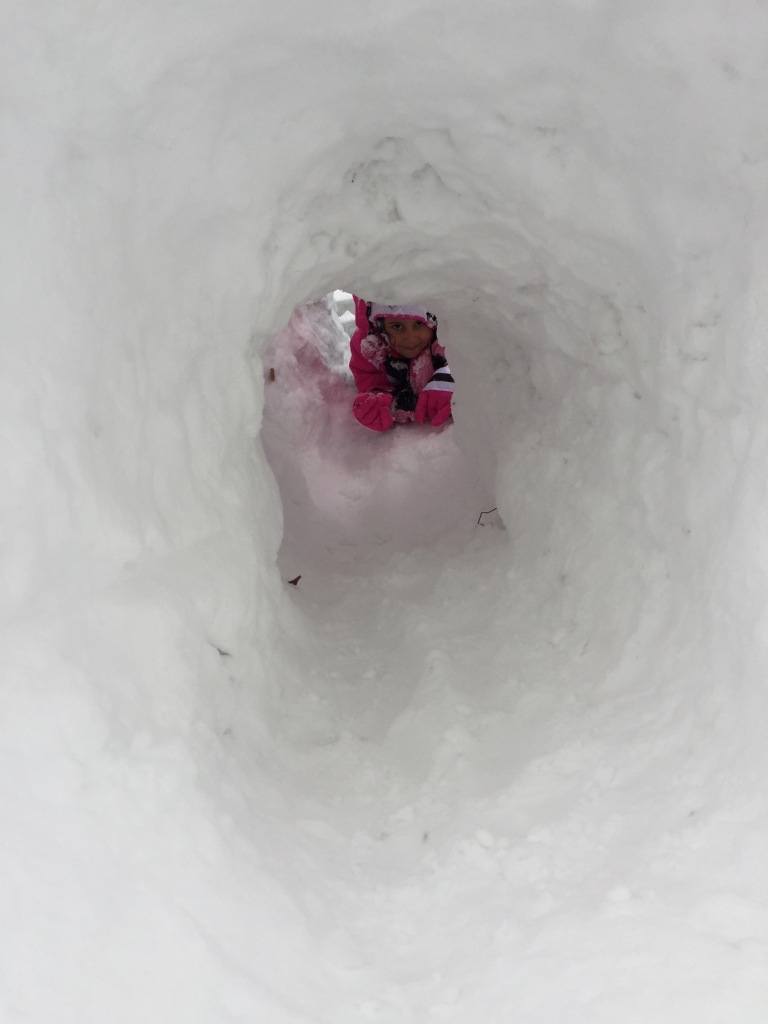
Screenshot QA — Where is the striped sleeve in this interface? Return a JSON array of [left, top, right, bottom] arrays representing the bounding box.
[[424, 348, 455, 392]]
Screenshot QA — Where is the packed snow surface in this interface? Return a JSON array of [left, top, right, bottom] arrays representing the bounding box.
[[3, 0, 768, 1021]]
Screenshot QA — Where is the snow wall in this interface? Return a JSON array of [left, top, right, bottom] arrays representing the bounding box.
[[4, 1, 768, 1021]]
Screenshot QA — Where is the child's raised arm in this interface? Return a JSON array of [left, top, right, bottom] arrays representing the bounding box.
[[349, 333, 393, 394]]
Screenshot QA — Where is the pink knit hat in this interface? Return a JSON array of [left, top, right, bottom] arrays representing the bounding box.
[[353, 296, 438, 336], [369, 302, 438, 328]]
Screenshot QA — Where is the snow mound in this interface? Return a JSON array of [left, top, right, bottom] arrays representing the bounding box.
[[3, 0, 768, 1020]]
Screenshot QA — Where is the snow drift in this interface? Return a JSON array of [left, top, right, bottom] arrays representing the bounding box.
[[3, 1, 768, 1020]]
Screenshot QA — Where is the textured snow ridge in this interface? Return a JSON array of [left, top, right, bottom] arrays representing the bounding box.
[[3, 2, 768, 1022]]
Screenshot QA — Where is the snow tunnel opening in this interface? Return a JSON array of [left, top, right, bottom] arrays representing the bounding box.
[[259, 285, 501, 593], [252, 226, 676, 766], [254, 223, 663, 684]]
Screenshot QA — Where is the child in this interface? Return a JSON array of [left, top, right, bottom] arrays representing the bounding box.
[[349, 296, 455, 432]]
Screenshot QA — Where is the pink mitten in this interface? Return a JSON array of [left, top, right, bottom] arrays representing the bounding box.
[[415, 389, 452, 426], [353, 391, 394, 432]]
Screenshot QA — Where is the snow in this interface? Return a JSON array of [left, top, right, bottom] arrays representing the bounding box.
[[3, 1, 768, 1021]]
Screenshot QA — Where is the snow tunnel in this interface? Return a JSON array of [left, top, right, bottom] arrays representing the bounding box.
[[4, 2, 768, 1021]]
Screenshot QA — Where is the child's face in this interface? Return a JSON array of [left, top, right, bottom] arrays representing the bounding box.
[[381, 317, 435, 358]]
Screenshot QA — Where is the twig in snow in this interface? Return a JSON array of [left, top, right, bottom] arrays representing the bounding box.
[[477, 507, 498, 525]]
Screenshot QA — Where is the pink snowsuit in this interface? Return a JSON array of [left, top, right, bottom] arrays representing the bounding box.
[[349, 296, 454, 430]]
